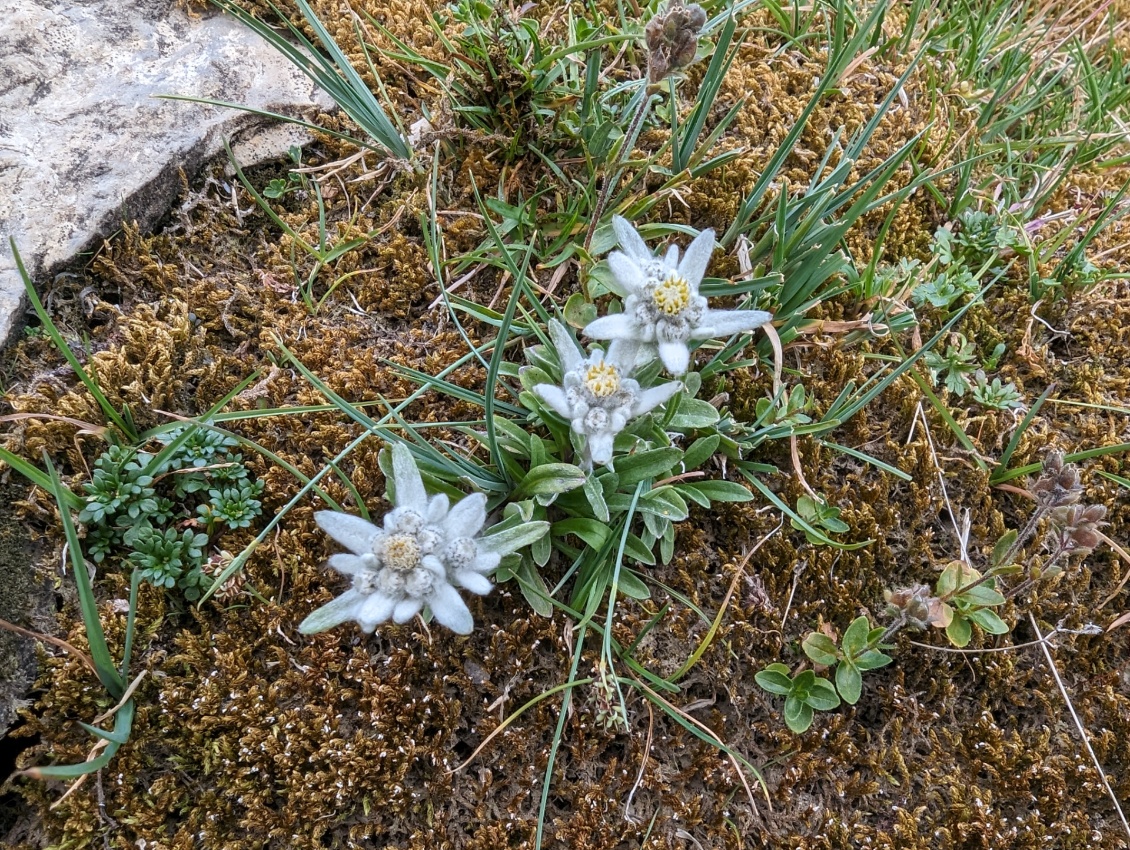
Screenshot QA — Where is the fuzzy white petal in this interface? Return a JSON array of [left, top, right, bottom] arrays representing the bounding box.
[[633, 381, 683, 416], [443, 492, 488, 539], [678, 228, 715, 289], [533, 384, 574, 418], [665, 243, 680, 269], [691, 309, 773, 339], [548, 319, 583, 375], [391, 443, 428, 512], [428, 584, 474, 635], [327, 553, 368, 575], [298, 589, 364, 634], [393, 598, 424, 624], [315, 511, 381, 556], [613, 215, 652, 263], [632, 342, 662, 370], [358, 592, 397, 630], [589, 431, 616, 465], [608, 251, 647, 294], [658, 340, 692, 375], [422, 554, 446, 576], [426, 493, 450, 524], [455, 571, 494, 595], [606, 338, 642, 372], [583, 313, 639, 341], [471, 550, 503, 573]]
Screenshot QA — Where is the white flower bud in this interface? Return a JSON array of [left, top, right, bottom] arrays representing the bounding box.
[[378, 569, 405, 595], [444, 537, 478, 570], [405, 568, 435, 598], [389, 508, 425, 534], [416, 527, 442, 555], [583, 407, 610, 433], [354, 571, 379, 594]]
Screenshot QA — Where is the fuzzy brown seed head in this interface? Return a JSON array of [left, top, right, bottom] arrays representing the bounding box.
[[201, 550, 245, 604], [884, 583, 950, 630], [1032, 451, 1082, 506], [644, 1, 707, 83], [1050, 503, 1107, 554]]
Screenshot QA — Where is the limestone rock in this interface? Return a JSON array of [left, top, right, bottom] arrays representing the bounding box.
[[0, 0, 335, 348]]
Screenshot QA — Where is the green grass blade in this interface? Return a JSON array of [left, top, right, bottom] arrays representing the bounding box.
[[819, 439, 913, 482], [740, 470, 872, 550], [24, 701, 134, 779], [119, 569, 142, 678], [534, 622, 587, 850], [1097, 470, 1130, 491], [818, 287, 988, 427], [992, 443, 1130, 486], [212, 0, 410, 158], [990, 383, 1054, 484], [200, 429, 371, 603], [224, 140, 314, 254], [158, 96, 370, 150], [907, 369, 987, 471], [43, 455, 124, 698], [600, 481, 647, 730], [0, 448, 83, 511], [673, 8, 743, 173], [627, 677, 768, 804], [471, 180, 537, 487], [10, 239, 136, 440], [382, 360, 524, 414]]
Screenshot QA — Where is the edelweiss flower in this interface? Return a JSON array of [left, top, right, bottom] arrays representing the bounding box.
[[532, 320, 681, 467], [584, 216, 772, 375], [299, 443, 545, 636]]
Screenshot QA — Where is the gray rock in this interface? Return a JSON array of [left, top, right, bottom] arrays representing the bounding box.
[[0, 482, 51, 741], [0, 0, 335, 347]]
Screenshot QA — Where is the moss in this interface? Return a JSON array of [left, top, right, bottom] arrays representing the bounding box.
[[4, 1, 1130, 848]]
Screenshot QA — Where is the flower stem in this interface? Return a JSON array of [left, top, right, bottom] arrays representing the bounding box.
[[1000, 502, 1051, 566], [941, 503, 1055, 605], [583, 81, 657, 255], [1007, 542, 1068, 601]]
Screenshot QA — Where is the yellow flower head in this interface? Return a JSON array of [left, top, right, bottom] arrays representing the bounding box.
[[384, 533, 422, 571], [652, 274, 692, 316], [583, 360, 621, 397]]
